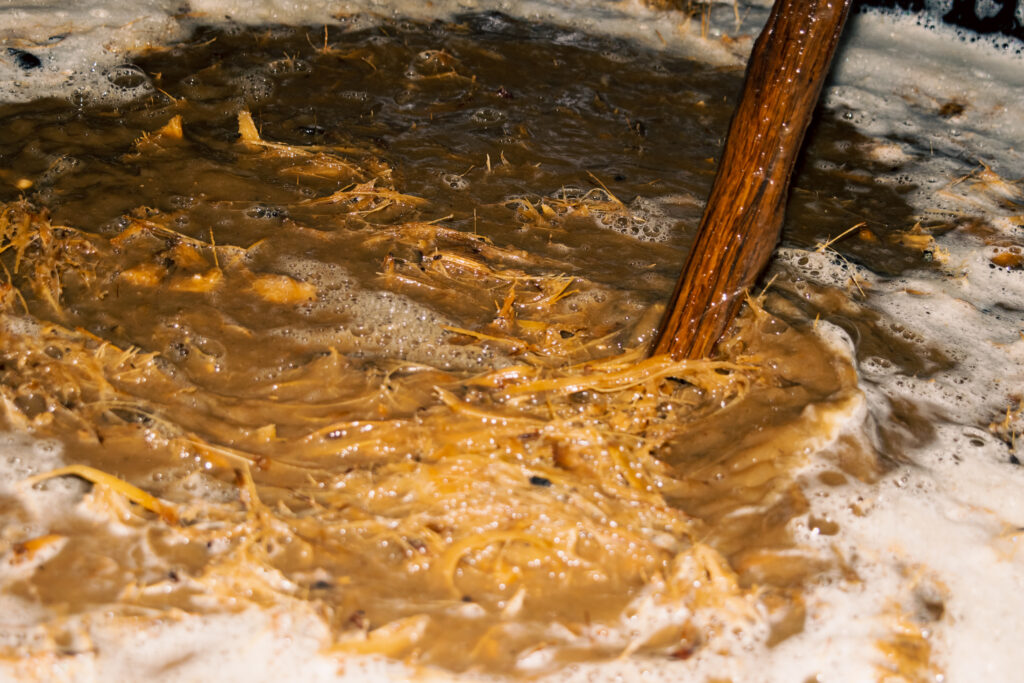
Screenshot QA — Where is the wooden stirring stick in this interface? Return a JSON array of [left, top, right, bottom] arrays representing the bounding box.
[[651, 0, 853, 359]]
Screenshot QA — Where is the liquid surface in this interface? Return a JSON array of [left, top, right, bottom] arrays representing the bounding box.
[[0, 14, 1011, 681]]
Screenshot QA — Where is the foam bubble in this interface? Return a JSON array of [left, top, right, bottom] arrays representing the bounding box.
[[0, 1, 176, 104], [266, 256, 510, 370], [785, 414, 1024, 681], [601, 196, 677, 243], [235, 68, 275, 103], [0, 594, 51, 651], [829, 9, 1024, 178], [0, 432, 65, 488]]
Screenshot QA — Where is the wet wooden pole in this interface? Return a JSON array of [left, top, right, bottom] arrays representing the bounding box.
[[651, 0, 853, 359]]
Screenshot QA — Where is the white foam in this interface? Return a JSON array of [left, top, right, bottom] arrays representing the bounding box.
[[0, 0, 175, 105], [829, 9, 1024, 178], [765, 14, 1024, 675], [267, 255, 509, 369], [778, 420, 1024, 682], [0, 606, 407, 682], [0, 433, 62, 480], [599, 195, 678, 243]]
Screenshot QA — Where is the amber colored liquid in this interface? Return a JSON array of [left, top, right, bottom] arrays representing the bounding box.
[[0, 17, 942, 674]]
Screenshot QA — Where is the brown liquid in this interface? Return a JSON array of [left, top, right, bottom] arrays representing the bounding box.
[[0, 17, 941, 676]]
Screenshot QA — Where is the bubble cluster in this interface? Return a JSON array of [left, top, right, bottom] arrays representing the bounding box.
[[267, 256, 508, 370]]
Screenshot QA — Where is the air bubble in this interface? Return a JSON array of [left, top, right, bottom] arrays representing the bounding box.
[[8, 48, 42, 71], [441, 173, 469, 190], [470, 107, 505, 125], [236, 70, 274, 102], [104, 64, 148, 89]]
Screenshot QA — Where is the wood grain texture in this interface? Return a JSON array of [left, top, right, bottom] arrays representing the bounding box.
[[651, 0, 853, 359]]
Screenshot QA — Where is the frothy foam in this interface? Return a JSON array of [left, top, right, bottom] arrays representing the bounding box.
[[267, 255, 509, 370]]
